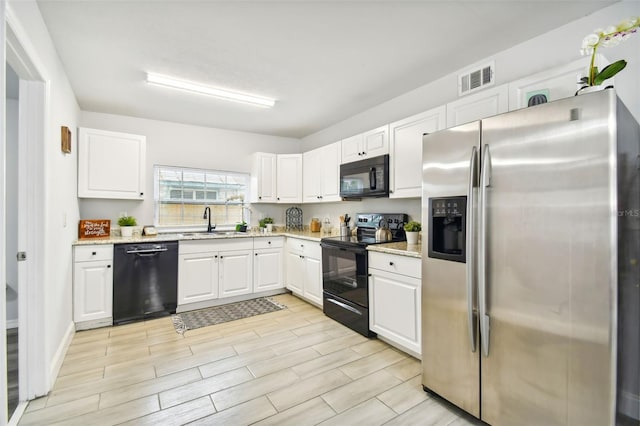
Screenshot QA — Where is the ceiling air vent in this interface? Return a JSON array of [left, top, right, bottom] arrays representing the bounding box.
[[458, 62, 495, 96]]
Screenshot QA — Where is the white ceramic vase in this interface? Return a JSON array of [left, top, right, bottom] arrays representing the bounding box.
[[406, 231, 419, 245], [120, 226, 133, 237]]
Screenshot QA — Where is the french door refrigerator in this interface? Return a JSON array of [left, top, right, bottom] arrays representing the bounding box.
[[421, 89, 639, 426]]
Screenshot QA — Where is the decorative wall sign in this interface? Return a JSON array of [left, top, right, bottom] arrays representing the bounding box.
[[78, 219, 111, 239], [61, 126, 72, 153]]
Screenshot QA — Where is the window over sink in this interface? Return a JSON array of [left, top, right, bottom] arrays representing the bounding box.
[[154, 165, 250, 228]]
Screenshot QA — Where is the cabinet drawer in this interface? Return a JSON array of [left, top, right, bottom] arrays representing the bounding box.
[[369, 251, 421, 278], [254, 236, 284, 250], [304, 241, 322, 259], [74, 245, 113, 262]]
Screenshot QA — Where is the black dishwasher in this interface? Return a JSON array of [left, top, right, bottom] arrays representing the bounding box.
[[113, 241, 178, 325]]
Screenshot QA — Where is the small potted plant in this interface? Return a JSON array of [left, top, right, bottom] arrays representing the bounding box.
[[118, 215, 137, 237], [262, 217, 274, 233], [235, 221, 248, 232], [404, 221, 421, 245]]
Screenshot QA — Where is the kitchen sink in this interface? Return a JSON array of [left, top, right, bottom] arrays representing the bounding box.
[[178, 231, 243, 237]]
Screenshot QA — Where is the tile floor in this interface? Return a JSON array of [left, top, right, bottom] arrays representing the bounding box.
[[19, 294, 479, 425]]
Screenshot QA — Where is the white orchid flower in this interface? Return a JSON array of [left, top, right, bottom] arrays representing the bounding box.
[[579, 16, 640, 87]]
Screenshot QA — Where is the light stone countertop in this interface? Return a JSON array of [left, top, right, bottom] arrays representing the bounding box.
[[73, 228, 326, 246], [367, 241, 422, 258]]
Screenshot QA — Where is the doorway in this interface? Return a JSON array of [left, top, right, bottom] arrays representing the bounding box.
[[5, 63, 19, 419]]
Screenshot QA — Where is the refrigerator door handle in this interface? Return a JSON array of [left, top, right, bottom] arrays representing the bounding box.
[[479, 144, 491, 357], [466, 146, 478, 353]]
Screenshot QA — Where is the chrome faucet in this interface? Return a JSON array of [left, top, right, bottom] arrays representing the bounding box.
[[203, 207, 216, 232]]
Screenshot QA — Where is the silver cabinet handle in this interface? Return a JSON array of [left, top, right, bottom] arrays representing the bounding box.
[[479, 143, 491, 357], [467, 146, 478, 353]]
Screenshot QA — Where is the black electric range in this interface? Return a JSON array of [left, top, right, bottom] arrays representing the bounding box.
[[320, 213, 408, 336]]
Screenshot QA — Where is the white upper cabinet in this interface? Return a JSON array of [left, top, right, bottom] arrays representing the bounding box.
[[341, 125, 389, 164], [251, 152, 277, 203], [446, 84, 508, 128], [389, 106, 446, 198], [78, 127, 146, 199], [303, 141, 341, 203], [508, 56, 598, 111], [276, 154, 303, 203], [302, 148, 321, 203]]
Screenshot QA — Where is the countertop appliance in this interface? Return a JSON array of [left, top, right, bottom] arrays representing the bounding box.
[[113, 241, 178, 325], [421, 90, 639, 425], [321, 213, 407, 336], [340, 154, 390, 199]]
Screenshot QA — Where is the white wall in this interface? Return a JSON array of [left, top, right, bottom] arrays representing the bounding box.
[[8, 0, 81, 392], [302, 1, 640, 150], [79, 112, 301, 227]]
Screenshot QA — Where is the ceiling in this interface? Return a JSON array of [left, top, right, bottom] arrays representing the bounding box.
[[37, 1, 617, 138]]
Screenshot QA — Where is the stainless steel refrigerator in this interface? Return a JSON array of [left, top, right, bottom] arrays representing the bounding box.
[[421, 89, 639, 426]]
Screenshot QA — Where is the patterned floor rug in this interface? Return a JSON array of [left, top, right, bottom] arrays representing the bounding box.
[[172, 297, 287, 334]]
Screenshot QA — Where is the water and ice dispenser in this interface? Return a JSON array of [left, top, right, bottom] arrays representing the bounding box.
[[428, 196, 466, 263]]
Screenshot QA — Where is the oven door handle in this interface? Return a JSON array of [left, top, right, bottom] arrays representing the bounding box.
[[320, 243, 366, 255], [325, 298, 363, 316]]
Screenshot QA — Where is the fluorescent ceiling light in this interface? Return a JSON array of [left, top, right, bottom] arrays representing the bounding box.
[[146, 73, 275, 108]]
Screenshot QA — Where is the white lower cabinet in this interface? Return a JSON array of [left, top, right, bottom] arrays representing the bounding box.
[[369, 251, 421, 356], [73, 244, 113, 329], [253, 237, 285, 293], [178, 239, 253, 308], [285, 237, 323, 306], [219, 249, 253, 298], [178, 252, 219, 305]]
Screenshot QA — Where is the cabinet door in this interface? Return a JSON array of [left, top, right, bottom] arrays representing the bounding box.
[[362, 125, 389, 158], [341, 133, 364, 164], [285, 251, 304, 295], [73, 260, 113, 322], [276, 154, 303, 203], [446, 84, 508, 128], [78, 127, 146, 199], [320, 142, 341, 202], [304, 256, 323, 307], [389, 106, 446, 198], [252, 152, 277, 203], [219, 250, 253, 298], [178, 252, 219, 305], [369, 268, 421, 355], [253, 249, 284, 292], [302, 149, 322, 203]]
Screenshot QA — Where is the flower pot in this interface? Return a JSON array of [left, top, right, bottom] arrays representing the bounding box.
[[266, 224, 273, 233], [120, 226, 133, 237], [406, 231, 419, 245], [575, 85, 612, 96]]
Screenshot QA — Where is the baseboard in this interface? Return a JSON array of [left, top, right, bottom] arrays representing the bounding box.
[[176, 289, 287, 313], [6, 319, 18, 329], [48, 321, 75, 389]]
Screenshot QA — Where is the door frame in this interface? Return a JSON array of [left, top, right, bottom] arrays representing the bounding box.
[[4, 3, 49, 416]]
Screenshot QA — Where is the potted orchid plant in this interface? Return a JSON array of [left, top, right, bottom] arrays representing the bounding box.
[[578, 17, 640, 93]]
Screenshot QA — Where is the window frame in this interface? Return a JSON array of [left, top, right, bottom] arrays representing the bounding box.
[[153, 165, 250, 230]]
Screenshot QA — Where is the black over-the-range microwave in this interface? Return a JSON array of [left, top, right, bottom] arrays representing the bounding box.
[[339, 154, 390, 200]]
